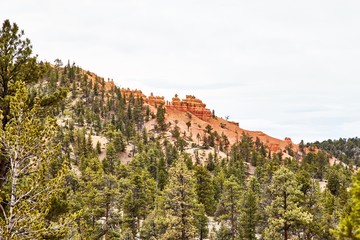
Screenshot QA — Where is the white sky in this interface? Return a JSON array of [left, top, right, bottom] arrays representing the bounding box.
[[2, 0, 360, 143]]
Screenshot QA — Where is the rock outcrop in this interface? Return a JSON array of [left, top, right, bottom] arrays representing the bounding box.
[[285, 137, 293, 145], [120, 88, 146, 100], [79, 68, 301, 156], [166, 94, 212, 121], [147, 92, 165, 106], [104, 79, 115, 91]]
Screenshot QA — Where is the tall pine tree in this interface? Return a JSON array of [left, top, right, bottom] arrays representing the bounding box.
[[264, 166, 312, 240]]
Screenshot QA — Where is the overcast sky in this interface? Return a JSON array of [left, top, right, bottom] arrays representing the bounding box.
[[2, 0, 360, 143]]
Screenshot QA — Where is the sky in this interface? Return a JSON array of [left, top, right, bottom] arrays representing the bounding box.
[[2, 0, 360, 143]]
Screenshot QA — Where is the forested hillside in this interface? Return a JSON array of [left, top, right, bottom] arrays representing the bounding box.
[[308, 138, 360, 167], [0, 19, 359, 240]]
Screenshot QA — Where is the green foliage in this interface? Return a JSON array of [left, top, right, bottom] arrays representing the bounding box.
[[333, 171, 360, 239], [122, 169, 156, 238], [239, 177, 260, 240], [0, 20, 41, 127], [215, 176, 242, 239], [301, 151, 328, 179], [156, 104, 166, 131], [194, 165, 216, 216], [264, 166, 312, 240], [194, 203, 209, 240], [0, 81, 71, 239], [74, 157, 121, 239], [102, 143, 118, 174], [161, 156, 200, 239], [0, 19, 357, 240], [310, 137, 360, 166]]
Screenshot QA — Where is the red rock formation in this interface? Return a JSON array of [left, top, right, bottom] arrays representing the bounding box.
[[166, 94, 212, 121], [104, 79, 115, 91], [284, 137, 293, 145], [269, 144, 280, 153], [79, 69, 300, 155], [121, 88, 146, 100], [147, 92, 165, 106]]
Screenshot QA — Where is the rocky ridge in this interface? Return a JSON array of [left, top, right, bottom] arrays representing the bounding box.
[[101, 79, 299, 155]]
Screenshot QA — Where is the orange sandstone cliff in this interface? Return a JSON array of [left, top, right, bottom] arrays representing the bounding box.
[[166, 94, 212, 121]]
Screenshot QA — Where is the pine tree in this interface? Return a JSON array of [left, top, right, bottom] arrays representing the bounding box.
[[161, 156, 199, 239], [156, 104, 166, 131], [264, 166, 312, 240], [96, 141, 102, 154], [140, 195, 168, 239], [215, 176, 242, 240], [121, 169, 156, 238], [113, 130, 125, 152], [102, 142, 118, 175], [0, 19, 42, 188], [332, 170, 360, 239], [74, 157, 121, 239], [0, 20, 40, 128], [194, 165, 216, 216], [0, 81, 70, 239], [239, 177, 260, 240], [296, 170, 328, 239], [194, 203, 209, 240]]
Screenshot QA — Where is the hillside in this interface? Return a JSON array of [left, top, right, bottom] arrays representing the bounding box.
[[309, 137, 360, 167], [89, 71, 299, 154], [2, 18, 360, 240], [0, 59, 356, 239]]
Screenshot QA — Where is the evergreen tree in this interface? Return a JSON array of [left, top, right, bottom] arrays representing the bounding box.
[[139, 198, 168, 239], [113, 130, 125, 152], [75, 157, 121, 239], [102, 143, 118, 175], [0, 19, 42, 188], [194, 165, 216, 216], [333, 170, 360, 239], [296, 170, 328, 239], [194, 203, 209, 240], [239, 177, 260, 240], [215, 176, 242, 240], [264, 166, 312, 240], [162, 156, 199, 239], [0, 81, 70, 239], [0, 20, 40, 128], [156, 104, 166, 131], [96, 141, 102, 154], [122, 169, 156, 238]]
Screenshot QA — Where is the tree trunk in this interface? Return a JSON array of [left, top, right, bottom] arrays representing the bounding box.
[[284, 191, 288, 240], [7, 160, 19, 239]]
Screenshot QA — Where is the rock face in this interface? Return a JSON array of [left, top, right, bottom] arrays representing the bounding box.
[[120, 88, 146, 100], [147, 92, 165, 106], [166, 94, 212, 121], [269, 144, 280, 153], [285, 137, 293, 145], [104, 79, 115, 91], [117, 90, 211, 121]]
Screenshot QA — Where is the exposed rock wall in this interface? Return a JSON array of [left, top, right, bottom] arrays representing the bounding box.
[[147, 92, 165, 106], [116, 90, 211, 121], [166, 94, 212, 121], [120, 88, 146, 100]]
